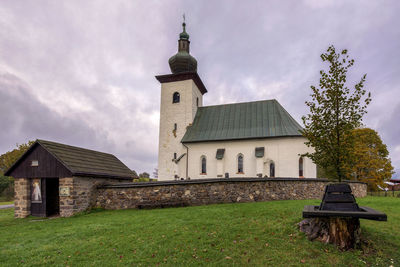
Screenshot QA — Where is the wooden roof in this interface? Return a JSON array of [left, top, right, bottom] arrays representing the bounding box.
[[155, 72, 207, 95], [5, 139, 135, 179]]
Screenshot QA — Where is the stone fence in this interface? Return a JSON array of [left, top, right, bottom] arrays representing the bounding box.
[[95, 178, 367, 210]]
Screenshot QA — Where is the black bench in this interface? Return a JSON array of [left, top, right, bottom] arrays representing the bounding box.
[[300, 183, 387, 250], [303, 183, 386, 221]]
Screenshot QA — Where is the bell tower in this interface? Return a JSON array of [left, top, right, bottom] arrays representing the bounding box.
[[156, 19, 207, 181]]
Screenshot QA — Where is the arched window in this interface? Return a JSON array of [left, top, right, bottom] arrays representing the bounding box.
[[173, 92, 180, 103], [299, 157, 304, 177], [237, 154, 244, 173], [201, 156, 207, 174], [270, 162, 275, 178]]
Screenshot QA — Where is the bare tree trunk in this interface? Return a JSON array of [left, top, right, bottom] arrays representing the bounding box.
[[299, 217, 361, 250]]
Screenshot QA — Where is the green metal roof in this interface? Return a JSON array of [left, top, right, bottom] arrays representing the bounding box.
[[181, 99, 303, 143]]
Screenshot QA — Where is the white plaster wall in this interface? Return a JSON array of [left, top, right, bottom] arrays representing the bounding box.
[[185, 137, 316, 179], [158, 79, 203, 180]]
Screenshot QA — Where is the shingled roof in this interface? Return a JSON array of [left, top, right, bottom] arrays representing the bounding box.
[[181, 99, 303, 143], [5, 139, 135, 179]]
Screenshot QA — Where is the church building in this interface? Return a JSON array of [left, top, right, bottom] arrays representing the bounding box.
[[156, 22, 316, 181]]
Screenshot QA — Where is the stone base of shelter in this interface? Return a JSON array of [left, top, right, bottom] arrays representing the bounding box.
[[14, 178, 31, 218], [14, 176, 128, 218]]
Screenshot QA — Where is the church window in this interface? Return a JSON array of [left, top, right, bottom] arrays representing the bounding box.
[[299, 157, 304, 177], [196, 97, 199, 107], [201, 156, 207, 174], [173, 92, 180, 103], [174, 123, 177, 131], [237, 154, 244, 173], [174, 153, 177, 160], [270, 162, 275, 178]]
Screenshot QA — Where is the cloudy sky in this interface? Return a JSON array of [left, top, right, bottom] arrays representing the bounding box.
[[1, 0, 399, 176]]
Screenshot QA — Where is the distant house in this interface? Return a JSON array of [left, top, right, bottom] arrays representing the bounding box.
[[388, 178, 400, 191], [157, 22, 316, 181]]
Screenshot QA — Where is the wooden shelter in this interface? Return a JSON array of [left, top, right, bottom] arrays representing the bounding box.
[[5, 139, 134, 218]]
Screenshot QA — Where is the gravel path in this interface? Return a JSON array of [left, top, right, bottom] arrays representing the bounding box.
[[0, 204, 14, 209]]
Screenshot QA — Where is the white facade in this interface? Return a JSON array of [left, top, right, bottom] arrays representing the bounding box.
[[157, 79, 203, 180], [184, 137, 316, 179], [157, 77, 317, 181]]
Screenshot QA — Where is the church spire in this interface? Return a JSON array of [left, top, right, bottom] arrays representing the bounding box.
[[179, 14, 189, 41], [168, 16, 198, 74]]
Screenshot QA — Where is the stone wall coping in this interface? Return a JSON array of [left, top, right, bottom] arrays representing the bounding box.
[[98, 177, 366, 189]]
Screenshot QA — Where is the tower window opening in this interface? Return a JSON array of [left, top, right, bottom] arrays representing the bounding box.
[[174, 153, 177, 159], [174, 123, 177, 131], [173, 92, 180, 103], [196, 97, 199, 107]]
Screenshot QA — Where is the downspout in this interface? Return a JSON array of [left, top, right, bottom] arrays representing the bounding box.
[[182, 143, 189, 179]]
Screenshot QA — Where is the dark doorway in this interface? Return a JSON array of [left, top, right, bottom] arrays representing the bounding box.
[[46, 178, 59, 216]]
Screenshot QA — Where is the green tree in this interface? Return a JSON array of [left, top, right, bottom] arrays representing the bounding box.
[[302, 45, 371, 182], [344, 128, 394, 190], [0, 141, 34, 196], [139, 172, 150, 178], [0, 141, 35, 174]]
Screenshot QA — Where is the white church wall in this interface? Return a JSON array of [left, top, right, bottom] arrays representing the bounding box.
[[185, 137, 316, 179], [158, 79, 203, 180]]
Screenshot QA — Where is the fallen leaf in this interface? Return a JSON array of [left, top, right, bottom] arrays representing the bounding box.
[[300, 259, 306, 263], [265, 243, 269, 247], [225, 256, 232, 260]]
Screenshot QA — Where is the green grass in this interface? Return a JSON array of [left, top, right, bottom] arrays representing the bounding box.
[[368, 191, 400, 197], [0, 197, 399, 266], [0, 201, 13, 205]]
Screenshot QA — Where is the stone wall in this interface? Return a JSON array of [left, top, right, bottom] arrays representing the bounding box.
[[95, 178, 367, 210], [14, 178, 30, 218], [59, 176, 128, 217]]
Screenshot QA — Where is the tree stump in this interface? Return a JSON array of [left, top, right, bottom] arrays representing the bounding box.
[[299, 217, 361, 250]]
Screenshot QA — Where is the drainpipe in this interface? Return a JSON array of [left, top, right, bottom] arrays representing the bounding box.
[[182, 143, 189, 179]]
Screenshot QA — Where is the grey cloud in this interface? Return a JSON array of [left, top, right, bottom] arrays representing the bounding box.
[[0, 0, 399, 175]]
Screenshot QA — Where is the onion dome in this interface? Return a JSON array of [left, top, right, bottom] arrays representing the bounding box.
[[168, 21, 197, 74]]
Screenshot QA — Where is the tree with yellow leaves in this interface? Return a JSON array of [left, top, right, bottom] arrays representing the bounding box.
[[344, 128, 393, 190]]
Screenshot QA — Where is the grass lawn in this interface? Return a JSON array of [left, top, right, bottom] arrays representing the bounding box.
[[0, 197, 399, 266], [0, 201, 13, 206]]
